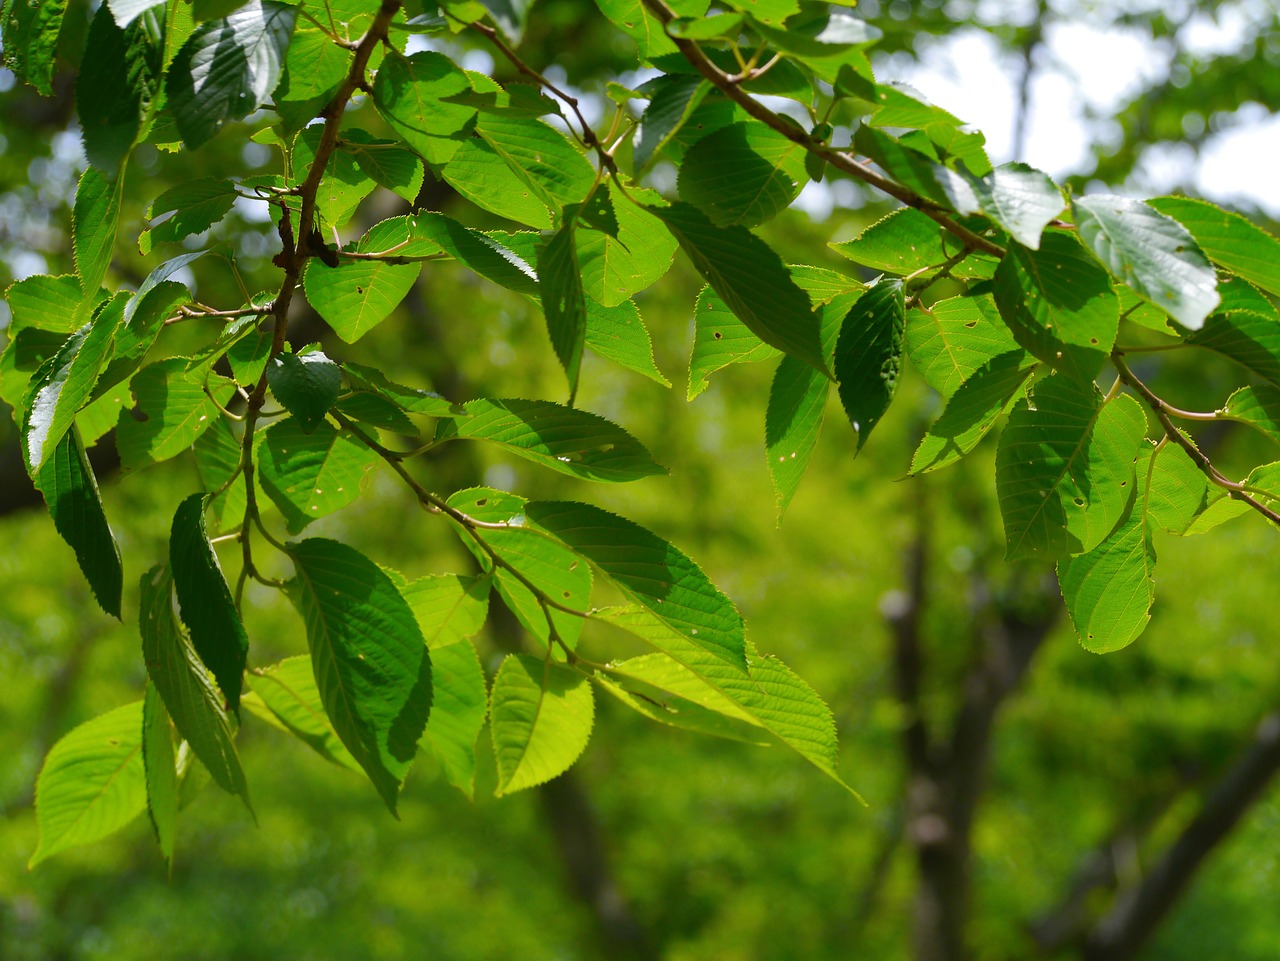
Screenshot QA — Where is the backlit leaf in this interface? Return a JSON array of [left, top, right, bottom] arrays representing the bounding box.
[[490, 654, 594, 795]]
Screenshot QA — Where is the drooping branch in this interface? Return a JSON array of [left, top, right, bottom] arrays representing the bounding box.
[[635, 0, 1005, 258]]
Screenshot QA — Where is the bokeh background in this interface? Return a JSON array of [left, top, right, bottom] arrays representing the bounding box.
[[2, 2, 1279, 958]]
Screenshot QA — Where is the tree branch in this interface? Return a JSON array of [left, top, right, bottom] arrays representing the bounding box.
[[636, 0, 1005, 257], [1081, 708, 1280, 961]]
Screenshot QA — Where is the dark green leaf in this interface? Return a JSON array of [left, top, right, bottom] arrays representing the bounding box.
[[170, 494, 249, 713], [76, 4, 154, 172], [140, 565, 252, 812], [678, 121, 807, 227], [436, 398, 665, 482], [286, 538, 431, 815], [167, 1, 297, 149], [259, 419, 379, 534], [35, 426, 123, 618], [335, 391, 418, 435], [411, 212, 538, 294], [993, 232, 1119, 383], [634, 75, 708, 171], [538, 211, 587, 399], [834, 279, 905, 453], [29, 701, 145, 868], [490, 654, 594, 795], [1073, 195, 1219, 330], [1, 0, 71, 95], [193, 417, 246, 535], [652, 201, 825, 374], [266, 350, 341, 432], [342, 362, 463, 418], [996, 376, 1147, 561], [1186, 310, 1280, 389], [910, 351, 1038, 474]]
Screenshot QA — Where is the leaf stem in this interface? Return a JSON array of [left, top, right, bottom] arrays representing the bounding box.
[[1112, 351, 1280, 528]]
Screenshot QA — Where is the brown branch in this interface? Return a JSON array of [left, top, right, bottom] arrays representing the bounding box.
[[1081, 709, 1280, 961], [1112, 351, 1280, 528], [635, 0, 1006, 258]]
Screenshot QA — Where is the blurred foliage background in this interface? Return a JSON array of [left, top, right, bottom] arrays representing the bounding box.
[[2, 1, 1279, 959]]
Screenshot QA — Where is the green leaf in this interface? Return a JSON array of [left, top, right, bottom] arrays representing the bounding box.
[[1145, 441, 1207, 533], [652, 201, 825, 374], [594, 656, 772, 745], [834, 279, 905, 453], [852, 127, 982, 215], [258, 419, 379, 534], [993, 232, 1119, 383], [140, 179, 238, 253], [245, 657, 361, 773], [274, 21, 350, 132], [996, 376, 1147, 561], [1148, 196, 1280, 299], [678, 121, 807, 228], [142, 684, 177, 865], [23, 293, 127, 474], [401, 575, 490, 797], [291, 126, 375, 228], [911, 351, 1038, 474], [1057, 493, 1154, 654], [341, 129, 425, 203], [585, 299, 670, 386], [73, 168, 122, 294], [4, 274, 87, 334], [445, 489, 593, 649], [193, 417, 246, 535], [335, 391, 418, 435], [266, 350, 341, 432], [34, 427, 123, 619], [343, 361, 463, 418], [76, 4, 157, 172], [302, 219, 423, 343], [596, 608, 855, 794], [1073, 195, 1219, 331], [592, 0, 686, 60], [436, 398, 665, 482], [539, 210, 588, 399], [831, 207, 996, 279], [1186, 309, 1280, 389], [490, 654, 594, 795], [766, 354, 829, 518], [687, 285, 779, 399], [1183, 463, 1280, 535], [286, 538, 431, 816], [116, 359, 233, 471], [167, 1, 297, 149], [442, 137, 551, 228], [961, 163, 1062, 250], [29, 701, 146, 868], [373, 50, 476, 166], [1222, 385, 1280, 447], [634, 75, 709, 171], [750, 10, 880, 55], [525, 500, 747, 672], [140, 565, 252, 812], [576, 184, 677, 307], [410, 212, 539, 295], [476, 113, 595, 208], [169, 494, 249, 713], [1, 0, 71, 96], [905, 293, 1020, 398]]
